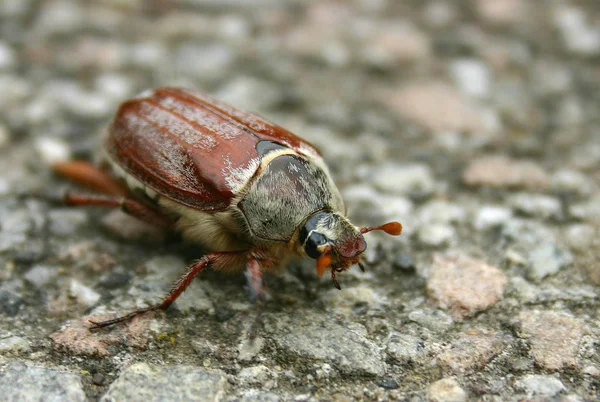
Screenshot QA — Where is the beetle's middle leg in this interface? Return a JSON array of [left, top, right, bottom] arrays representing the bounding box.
[[63, 193, 173, 229]]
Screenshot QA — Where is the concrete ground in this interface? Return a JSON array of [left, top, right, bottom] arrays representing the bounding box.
[[0, 1, 599, 401]]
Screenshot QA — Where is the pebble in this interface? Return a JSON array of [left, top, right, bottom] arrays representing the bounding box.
[[323, 285, 388, 316], [48, 209, 88, 237], [0, 362, 85, 402], [0, 207, 33, 234], [69, 279, 101, 307], [551, 169, 595, 197], [386, 333, 425, 364], [50, 315, 151, 357], [192, 339, 218, 357], [394, 253, 416, 271], [515, 374, 565, 396], [215, 76, 282, 113], [238, 365, 278, 390], [0, 289, 23, 316], [128, 41, 168, 68], [377, 378, 399, 389], [564, 224, 596, 252], [417, 224, 455, 247], [174, 43, 235, 81], [423, 1, 456, 27], [361, 21, 431, 67], [0, 123, 9, 149], [531, 59, 573, 96], [92, 373, 106, 386], [384, 82, 487, 135], [426, 253, 507, 319], [450, 59, 491, 98], [238, 390, 281, 402], [463, 156, 549, 189], [270, 313, 386, 376], [436, 332, 504, 375], [554, 6, 600, 55], [24, 265, 58, 288], [100, 209, 164, 242], [526, 242, 573, 281], [476, 0, 527, 26], [100, 363, 229, 402], [237, 336, 264, 362], [509, 193, 562, 220], [509, 277, 539, 303], [473, 205, 513, 230], [419, 200, 466, 225], [0, 335, 30, 354], [34, 137, 72, 166], [0, 42, 16, 70], [95, 73, 134, 102], [516, 310, 587, 370], [570, 194, 600, 224], [582, 366, 600, 377], [371, 163, 435, 198], [63, 85, 111, 118], [408, 308, 454, 333], [427, 378, 467, 402]]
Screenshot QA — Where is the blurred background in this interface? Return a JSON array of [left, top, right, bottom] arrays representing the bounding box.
[[0, 1, 599, 400]]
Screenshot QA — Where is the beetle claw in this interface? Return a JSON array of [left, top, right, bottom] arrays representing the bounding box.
[[331, 269, 342, 290], [358, 262, 366, 272]]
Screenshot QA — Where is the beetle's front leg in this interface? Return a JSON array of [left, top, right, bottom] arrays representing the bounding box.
[[89, 250, 247, 329], [245, 256, 265, 302]]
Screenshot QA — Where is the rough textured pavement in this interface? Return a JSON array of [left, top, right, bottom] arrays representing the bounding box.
[[0, 1, 599, 401]]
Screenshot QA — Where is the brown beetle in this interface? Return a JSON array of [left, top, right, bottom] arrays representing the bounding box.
[[54, 87, 402, 329]]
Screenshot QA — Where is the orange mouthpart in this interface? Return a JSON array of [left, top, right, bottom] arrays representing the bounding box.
[[316, 254, 333, 277]]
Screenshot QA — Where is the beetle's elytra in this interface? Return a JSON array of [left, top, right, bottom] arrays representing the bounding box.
[[54, 87, 402, 330]]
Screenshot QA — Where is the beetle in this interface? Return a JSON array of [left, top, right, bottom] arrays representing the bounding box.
[[53, 87, 402, 329]]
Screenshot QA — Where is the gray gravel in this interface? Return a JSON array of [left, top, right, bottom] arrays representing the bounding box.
[[0, 1, 599, 401]]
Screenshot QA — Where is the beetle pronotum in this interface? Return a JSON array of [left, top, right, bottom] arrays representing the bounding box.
[[54, 87, 402, 330]]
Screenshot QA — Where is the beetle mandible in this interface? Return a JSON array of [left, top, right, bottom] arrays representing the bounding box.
[[54, 87, 402, 329]]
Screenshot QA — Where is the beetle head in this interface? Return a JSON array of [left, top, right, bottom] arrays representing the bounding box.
[[299, 211, 402, 289]]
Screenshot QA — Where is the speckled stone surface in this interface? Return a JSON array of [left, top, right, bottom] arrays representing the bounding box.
[[0, 1, 599, 401]]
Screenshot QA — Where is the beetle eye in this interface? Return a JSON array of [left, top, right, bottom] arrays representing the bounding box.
[[304, 232, 328, 259]]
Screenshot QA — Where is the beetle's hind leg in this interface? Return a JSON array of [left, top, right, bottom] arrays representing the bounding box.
[[52, 160, 173, 229], [53, 160, 128, 197]]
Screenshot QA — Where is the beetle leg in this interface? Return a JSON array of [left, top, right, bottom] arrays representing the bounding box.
[[63, 192, 172, 229], [245, 255, 272, 340], [53, 160, 128, 197], [331, 269, 342, 290], [245, 257, 265, 302], [90, 251, 246, 329]]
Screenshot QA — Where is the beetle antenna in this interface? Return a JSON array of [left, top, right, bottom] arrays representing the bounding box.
[[358, 262, 366, 272], [360, 221, 402, 236]]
